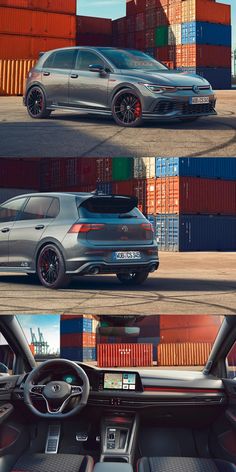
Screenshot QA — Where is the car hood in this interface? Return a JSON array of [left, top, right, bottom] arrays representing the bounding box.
[[120, 69, 210, 86]]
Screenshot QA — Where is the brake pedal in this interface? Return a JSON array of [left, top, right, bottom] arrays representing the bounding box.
[[45, 424, 61, 454], [76, 432, 88, 442]]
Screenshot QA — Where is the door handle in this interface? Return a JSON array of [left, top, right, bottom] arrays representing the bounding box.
[[71, 74, 79, 79], [1, 228, 10, 233], [43, 71, 50, 76], [35, 225, 45, 230]]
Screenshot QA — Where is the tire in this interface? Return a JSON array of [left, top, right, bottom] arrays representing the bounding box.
[[112, 88, 143, 127], [116, 270, 149, 286], [36, 244, 70, 289], [26, 86, 51, 119]]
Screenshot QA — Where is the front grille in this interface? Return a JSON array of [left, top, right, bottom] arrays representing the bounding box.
[[176, 102, 215, 115], [153, 101, 174, 114]]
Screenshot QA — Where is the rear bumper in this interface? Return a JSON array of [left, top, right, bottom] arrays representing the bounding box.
[[66, 258, 159, 275]]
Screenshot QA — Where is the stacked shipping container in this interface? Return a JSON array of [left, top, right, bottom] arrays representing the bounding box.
[[0, 0, 76, 95], [60, 315, 98, 362], [76, 16, 112, 47], [112, 0, 232, 88], [1, 157, 236, 252]]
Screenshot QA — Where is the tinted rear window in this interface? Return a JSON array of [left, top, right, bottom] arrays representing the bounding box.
[[77, 196, 142, 219], [43, 49, 77, 70], [19, 197, 59, 220]]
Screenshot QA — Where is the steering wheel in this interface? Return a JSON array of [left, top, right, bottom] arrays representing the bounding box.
[[24, 359, 90, 419]]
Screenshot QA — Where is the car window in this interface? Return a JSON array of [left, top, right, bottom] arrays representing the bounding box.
[[43, 49, 76, 70], [76, 50, 105, 71], [99, 48, 168, 71], [18, 197, 55, 220], [226, 342, 236, 379], [46, 198, 60, 218], [0, 333, 15, 375], [0, 198, 26, 223]]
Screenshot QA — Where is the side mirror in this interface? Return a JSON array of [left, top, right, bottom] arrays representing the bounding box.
[[0, 362, 9, 374], [89, 64, 107, 75]]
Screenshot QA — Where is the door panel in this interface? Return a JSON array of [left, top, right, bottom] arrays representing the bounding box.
[[69, 50, 109, 109], [0, 198, 27, 267], [41, 49, 77, 106]]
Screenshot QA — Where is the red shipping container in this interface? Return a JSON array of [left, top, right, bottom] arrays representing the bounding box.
[[127, 15, 136, 33], [0, 34, 75, 60], [112, 179, 146, 213], [135, 12, 145, 32], [77, 16, 112, 36], [0, 158, 40, 189], [146, 8, 157, 29], [181, 45, 231, 68], [77, 34, 112, 47], [96, 158, 112, 183], [155, 177, 236, 215], [159, 315, 221, 344], [126, 0, 145, 16], [181, 0, 231, 25], [0, 7, 76, 39], [0, 0, 76, 14], [97, 344, 153, 367], [145, 28, 155, 48], [156, 6, 169, 27], [61, 333, 96, 348]]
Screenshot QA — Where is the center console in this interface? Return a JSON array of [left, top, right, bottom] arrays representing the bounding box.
[[94, 464, 133, 472], [100, 413, 139, 464]]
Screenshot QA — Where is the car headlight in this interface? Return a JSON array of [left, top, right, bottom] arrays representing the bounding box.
[[142, 83, 177, 93]]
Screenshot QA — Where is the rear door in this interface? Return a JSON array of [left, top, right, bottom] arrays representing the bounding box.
[[41, 49, 77, 106], [8, 196, 60, 270], [78, 196, 154, 247], [69, 49, 110, 109], [0, 198, 27, 267]]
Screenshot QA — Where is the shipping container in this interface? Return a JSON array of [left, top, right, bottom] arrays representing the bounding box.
[[133, 157, 156, 179], [156, 214, 236, 251], [180, 67, 232, 90], [60, 316, 93, 334], [168, 24, 181, 45], [0, 187, 36, 204], [155, 25, 168, 47], [77, 33, 112, 47], [157, 342, 212, 366], [0, 7, 76, 39], [96, 158, 112, 183], [0, 34, 76, 60], [0, 158, 41, 189], [179, 45, 231, 68], [96, 182, 113, 195], [0, 0, 76, 14], [181, 22, 231, 47], [155, 158, 236, 180], [159, 315, 221, 343], [181, 0, 231, 26], [112, 158, 134, 181], [61, 347, 96, 361], [97, 344, 153, 367], [154, 177, 236, 215], [77, 16, 112, 36], [61, 333, 97, 348], [0, 58, 36, 96]]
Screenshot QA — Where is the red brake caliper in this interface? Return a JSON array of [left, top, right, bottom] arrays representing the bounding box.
[[134, 99, 141, 118]]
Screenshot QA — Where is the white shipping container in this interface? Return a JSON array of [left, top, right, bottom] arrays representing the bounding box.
[[133, 158, 156, 179], [168, 24, 181, 46]]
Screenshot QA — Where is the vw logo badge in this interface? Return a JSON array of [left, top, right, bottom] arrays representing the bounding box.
[[122, 225, 129, 232], [52, 384, 61, 393], [193, 85, 200, 94]]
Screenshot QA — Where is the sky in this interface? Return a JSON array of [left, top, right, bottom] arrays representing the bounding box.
[[77, 0, 236, 48], [17, 315, 60, 354]]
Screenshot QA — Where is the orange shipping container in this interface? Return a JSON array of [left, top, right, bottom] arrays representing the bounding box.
[[159, 315, 221, 344], [168, 3, 182, 24], [0, 34, 76, 60], [0, 58, 36, 95], [157, 342, 213, 366], [61, 333, 96, 348], [181, 45, 231, 68], [182, 0, 231, 25], [0, 0, 76, 14], [97, 344, 153, 367], [0, 7, 76, 38]]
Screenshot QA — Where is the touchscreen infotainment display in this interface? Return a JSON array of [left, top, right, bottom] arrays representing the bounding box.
[[104, 372, 136, 390]]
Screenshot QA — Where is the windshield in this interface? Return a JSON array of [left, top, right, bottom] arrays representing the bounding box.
[[99, 48, 168, 71], [17, 315, 223, 371]]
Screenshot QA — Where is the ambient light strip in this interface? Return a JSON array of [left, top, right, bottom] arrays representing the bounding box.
[[143, 387, 223, 394]]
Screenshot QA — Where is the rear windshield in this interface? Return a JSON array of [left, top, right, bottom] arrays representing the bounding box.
[[77, 196, 143, 219]]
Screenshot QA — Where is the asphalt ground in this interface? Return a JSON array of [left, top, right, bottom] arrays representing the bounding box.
[[0, 91, 236, 157], [0, 252, 235, 315]]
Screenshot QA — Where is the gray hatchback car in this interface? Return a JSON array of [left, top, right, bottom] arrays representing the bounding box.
[[24, 47, 217, 127], [0, 192, 159, 289]]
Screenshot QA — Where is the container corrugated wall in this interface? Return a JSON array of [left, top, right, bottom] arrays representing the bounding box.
[[0, 59, 36, 96], [97, 344, 153, 367], [157, 342, 213, 366]]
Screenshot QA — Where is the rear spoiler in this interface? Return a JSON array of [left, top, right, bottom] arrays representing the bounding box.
[[81, 194, 139, 213]]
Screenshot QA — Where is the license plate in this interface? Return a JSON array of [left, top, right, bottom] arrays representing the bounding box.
[[113, 251, 141, 260], [190, 96, 210, 104]]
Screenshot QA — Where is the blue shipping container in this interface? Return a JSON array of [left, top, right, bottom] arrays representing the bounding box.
[[61, 347, 96, 361], [179, 67, 231, 90], [181, 22, 231, 47], [60, 318, 93, 334], [156, 214, 236, 251], [155, 158, 236, 180]]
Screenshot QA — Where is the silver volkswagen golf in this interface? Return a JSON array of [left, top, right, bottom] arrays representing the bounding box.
[[24, 47, 217, 127], [0, 192, 159, 289]]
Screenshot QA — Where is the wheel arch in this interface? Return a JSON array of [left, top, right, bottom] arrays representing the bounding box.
[[110, 83, 143, 107], [33, 238, 67, 272]]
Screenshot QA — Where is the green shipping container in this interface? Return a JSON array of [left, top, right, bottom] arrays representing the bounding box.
[[155, 26, 168, 47], [112, 158, 134, 181]]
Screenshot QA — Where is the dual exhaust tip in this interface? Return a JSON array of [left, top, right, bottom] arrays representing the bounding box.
[[88, 264, 157, 276]]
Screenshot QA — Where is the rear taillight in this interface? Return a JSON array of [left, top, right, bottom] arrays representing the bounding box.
[[141, 223, 154, 232], [69, 224, 105, 233]]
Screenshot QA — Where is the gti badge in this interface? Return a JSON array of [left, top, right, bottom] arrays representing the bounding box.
[[192, 85, 200, 94]]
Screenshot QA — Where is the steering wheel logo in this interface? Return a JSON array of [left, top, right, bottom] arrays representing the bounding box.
[[52, 384, 61, 392]]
